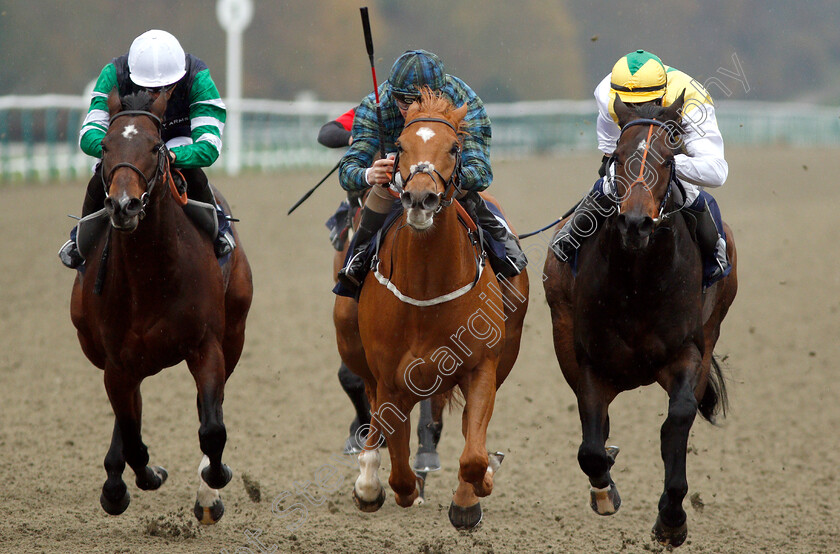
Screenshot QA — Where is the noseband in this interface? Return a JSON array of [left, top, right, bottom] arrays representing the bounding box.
[[102, 110, 168, 218], [604, 118, 688, 224], [392, 116, 463, 212]]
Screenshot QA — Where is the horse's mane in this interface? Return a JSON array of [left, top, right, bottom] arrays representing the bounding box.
[[121, 90, 155, 112], [633, 102, 670, 121], [406, 87, 464, 133]]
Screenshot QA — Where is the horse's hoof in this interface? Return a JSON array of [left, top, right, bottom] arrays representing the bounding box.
[[488, 451, 505, 473], [449, 501, 483, 531], [343, 434, 364, 455], [590, 482, 621, 515], [100, 489, 130, 516], [353, 486, 386, 513], [413, 473, 426, 506], [605, 446, 620, 464], [413, 451, 441, 472], [194, 497, 225, 525], [201, 463, 233, 490], [652, 514, 688, 547], [136, 466, 168, 491]]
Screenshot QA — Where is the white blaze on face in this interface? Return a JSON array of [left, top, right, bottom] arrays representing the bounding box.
[[122, 124, 138, 140], [416, 127, 435, 143], [636, 139, 647, 152]]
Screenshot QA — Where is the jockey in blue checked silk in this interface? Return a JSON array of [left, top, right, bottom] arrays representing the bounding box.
[[336, 49, 527, 294]]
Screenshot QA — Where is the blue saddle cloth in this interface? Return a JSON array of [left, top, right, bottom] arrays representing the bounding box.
[[332, 199, 509, 298]]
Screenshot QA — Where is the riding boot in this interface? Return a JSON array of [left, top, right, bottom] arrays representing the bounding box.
[[459, 190, 527, 277], [551, 186, 616, 263], [683, 196, 730, 283], [180, 168, 235, 258], [58, 168, 105, 269], [337, 206, 388, 292]]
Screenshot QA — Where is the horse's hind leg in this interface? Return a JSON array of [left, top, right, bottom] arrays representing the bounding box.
[[575, 367, 621, 516], [101, 370, 168, 515], [188, 343, 232, 524], [414, 397, 442, 473], [653, 354, 702, 547]]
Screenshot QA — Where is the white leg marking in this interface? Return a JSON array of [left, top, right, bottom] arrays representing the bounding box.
[[197, 455, 220, 508], [354, 448, 382, 502]]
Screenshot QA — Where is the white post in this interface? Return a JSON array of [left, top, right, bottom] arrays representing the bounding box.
[[216, 0, 253, 176]]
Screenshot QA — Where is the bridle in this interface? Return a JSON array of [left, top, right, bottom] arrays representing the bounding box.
[[604, 118, 688, 225], [101, 110, 169, 219], [391, 116, 463, 212]]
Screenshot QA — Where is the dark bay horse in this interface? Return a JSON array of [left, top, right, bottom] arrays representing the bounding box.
[[543, 93, 737, 546], [333, 89, 529, 529], [70, 89, 253, 524]]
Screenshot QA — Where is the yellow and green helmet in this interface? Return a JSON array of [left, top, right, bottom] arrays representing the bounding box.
[[610, 50, 667, 103]]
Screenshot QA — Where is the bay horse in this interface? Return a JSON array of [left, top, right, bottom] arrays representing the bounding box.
[[543, 93, 737, 546], [333, 89, 529, 529], [70, 89, 253, 524]]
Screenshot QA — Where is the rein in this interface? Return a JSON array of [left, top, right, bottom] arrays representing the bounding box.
[[372, 114, 485, 307], [605, 118, 689, 224], [391, 116, 463, 212]]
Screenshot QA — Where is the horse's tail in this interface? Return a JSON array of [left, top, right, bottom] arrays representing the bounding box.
[[698, 354, 729, 424]]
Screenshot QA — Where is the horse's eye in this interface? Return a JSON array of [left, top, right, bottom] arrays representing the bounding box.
[[395, 142, 403, 153], [450, 143, 459, 155]]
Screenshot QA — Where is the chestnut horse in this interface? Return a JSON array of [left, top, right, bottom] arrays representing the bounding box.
[[543, 93, 737, 546], [70, 90, 253, 524], [332, 192, 446, 475], [333, 89, 529, 529]]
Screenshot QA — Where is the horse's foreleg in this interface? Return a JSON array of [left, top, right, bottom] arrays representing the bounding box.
[[449, 363, 498, 530], [101, 370, 167, 516], [576, 367, 621, 515], [380, 396, 420, 508], [653, 356, 701, 547], [353, 387, 386, 512], [188, 343, 231, 524]]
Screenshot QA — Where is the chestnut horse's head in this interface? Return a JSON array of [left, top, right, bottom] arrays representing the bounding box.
[[101, 88, 170, 232], [609, 90, 686, 251], [395, 88, 469, 231]]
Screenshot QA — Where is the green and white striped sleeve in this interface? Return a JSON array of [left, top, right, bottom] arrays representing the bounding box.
[[79, 63, 118, 159], [171, 69, 226, 168]]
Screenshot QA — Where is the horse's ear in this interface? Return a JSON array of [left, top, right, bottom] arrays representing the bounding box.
[[451, 102, 469, 126], [613, 95, 634, 127], [663, 89, 686, 123], [107, 87, 122, 117], [150, 89, 168, 119]]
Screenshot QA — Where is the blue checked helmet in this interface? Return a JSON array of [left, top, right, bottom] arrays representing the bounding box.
[[388, 50, 446, 99]]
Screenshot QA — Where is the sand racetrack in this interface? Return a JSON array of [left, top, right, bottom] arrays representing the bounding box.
[[1, 146, 838, 553]]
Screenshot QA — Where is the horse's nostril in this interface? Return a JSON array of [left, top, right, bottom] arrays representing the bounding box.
[[126, 198, 143, 215], [104, 197, 117, 214], [422, 192, 441, 211]]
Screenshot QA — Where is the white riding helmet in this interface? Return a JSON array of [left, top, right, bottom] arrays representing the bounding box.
[[128, 30, 187, 88]]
